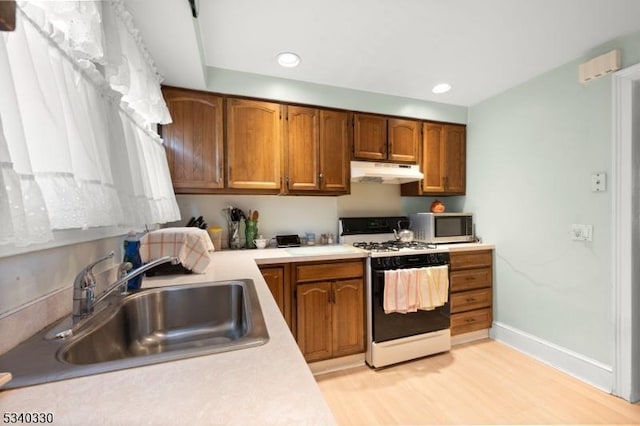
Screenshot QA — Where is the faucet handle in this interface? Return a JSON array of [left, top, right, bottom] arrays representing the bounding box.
[[119, 262, 133, 278], [74, 251, 116, 289]]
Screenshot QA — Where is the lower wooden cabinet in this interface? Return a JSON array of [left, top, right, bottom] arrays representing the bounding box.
[[259, 264, 292, 330], [449, 250, 493, 336], [294, 260, 365, 362]]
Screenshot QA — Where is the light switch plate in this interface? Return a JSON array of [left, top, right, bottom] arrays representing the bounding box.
[[571, 224, 593, 241], [592, 172, 606, 192]]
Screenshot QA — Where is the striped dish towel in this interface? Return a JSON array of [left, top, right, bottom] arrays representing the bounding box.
[[139, 228, 214, 273]]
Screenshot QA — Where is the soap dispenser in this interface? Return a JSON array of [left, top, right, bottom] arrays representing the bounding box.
[[123, 231, 143, 290]]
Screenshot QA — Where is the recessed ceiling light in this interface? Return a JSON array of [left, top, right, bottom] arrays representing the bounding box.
[[432, 83, 452, 94], [277, 52, 301, 68]]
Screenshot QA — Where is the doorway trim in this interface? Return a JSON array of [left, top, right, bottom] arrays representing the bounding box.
[[612, 62, 640, 402]]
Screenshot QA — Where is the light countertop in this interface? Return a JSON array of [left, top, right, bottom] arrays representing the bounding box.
[[0, 243, 493, 424]]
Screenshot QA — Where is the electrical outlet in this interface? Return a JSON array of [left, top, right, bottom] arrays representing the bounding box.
[[592, 172, 606, 192], [571, 224, 593, 241]]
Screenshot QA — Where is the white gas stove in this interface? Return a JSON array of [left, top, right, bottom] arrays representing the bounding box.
[[338, 216, 452, 368]]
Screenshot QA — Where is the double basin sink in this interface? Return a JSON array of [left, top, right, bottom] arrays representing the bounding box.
[[0, 279, 269, 389]]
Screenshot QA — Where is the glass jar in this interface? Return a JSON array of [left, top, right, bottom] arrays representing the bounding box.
[[245, 219, 258, 249]]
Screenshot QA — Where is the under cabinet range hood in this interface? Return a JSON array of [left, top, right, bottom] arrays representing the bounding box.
[[350, 161, 424, 184]]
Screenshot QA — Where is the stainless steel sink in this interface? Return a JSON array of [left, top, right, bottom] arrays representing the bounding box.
[[0, 280, 268, 389]]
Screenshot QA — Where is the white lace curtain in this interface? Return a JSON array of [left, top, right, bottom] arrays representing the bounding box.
[[0, 1, 179, 247]]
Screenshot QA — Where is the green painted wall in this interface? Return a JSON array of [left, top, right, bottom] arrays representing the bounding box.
[[205, 67, 468, 124], [465, 30, 640, 365]]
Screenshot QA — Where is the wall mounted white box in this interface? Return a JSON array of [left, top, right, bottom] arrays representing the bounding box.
[[571, 224, 593, 241], [579, 49, 621, 83]]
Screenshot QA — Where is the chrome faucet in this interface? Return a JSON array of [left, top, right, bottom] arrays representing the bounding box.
[[72, 253, 178, 323]]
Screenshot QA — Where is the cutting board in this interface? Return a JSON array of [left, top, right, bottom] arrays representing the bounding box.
[[0, 372, 12, 388]]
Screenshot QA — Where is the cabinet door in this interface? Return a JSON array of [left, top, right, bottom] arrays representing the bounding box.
[[443, 124, 466, 194], [353, 114, 387, 160], [332, 279, 364, 357], [297, 282, 332, 362], [388, 118, 419, 163], [226, 98, 283, 190], [319, 110, 351, 193], [260, 266, 285, 316], [422, 122, 446, 193], [161, 88, 224, 192], [287, 106, 319, 191]]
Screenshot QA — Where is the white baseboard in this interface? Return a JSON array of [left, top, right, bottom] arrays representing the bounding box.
[[491, 321, 613, 393]]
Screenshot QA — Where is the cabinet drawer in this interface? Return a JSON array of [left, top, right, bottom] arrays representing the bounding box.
[[450, 288, 492, 313], [450, 250, 492, 270], [451, 308, 492, 336], [450, 268, 492, 292], [295, 261, 364, 283]]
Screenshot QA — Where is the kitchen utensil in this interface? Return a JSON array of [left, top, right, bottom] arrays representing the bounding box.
[[393, 220, 414, 242], [228, 222, 241, 249], [254, 238, 267, 249]]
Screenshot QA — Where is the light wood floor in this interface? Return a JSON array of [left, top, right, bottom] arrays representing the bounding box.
[[315, 339, 640, 425]]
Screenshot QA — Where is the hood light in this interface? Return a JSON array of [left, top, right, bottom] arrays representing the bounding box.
[[432, 83, 452, 94], [277, 52, 301, 68]]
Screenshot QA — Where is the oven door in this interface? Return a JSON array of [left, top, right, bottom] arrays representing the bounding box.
[[371, 268, 450, 343]]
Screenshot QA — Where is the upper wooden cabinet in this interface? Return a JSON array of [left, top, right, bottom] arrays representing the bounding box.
[[388, 118, 420, 163], [353, 114, 419, 164], [353, 114, 386, 161], [161, 87, 224, 193], [0, 1, 16, 32], [226, 98, 284, 191], [401, 122, 466, 196], [160, 86, 464, 196], [286, 106, 350, 194]]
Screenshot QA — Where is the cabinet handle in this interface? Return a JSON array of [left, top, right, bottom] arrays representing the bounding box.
[[466, 297, 476, 303], [465, 318, 476, 323]]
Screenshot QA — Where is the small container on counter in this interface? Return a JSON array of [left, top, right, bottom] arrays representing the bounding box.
[[305, 233, 316, 245], [123, 231, 143, 290], [207, 226, 222, 251]]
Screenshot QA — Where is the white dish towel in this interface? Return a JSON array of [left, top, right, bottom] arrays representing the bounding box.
[[383, 269, 419, 314], [417, 265, 449, 311]]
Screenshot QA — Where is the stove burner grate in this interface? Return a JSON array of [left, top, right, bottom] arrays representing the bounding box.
[[353, 240, 435, 252]]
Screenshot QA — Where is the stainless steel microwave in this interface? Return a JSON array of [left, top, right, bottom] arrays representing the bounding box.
[[409, 212, 474, 244]]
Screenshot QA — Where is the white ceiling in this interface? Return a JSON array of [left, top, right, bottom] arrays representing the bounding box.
[[126, 0, 640, 107]]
